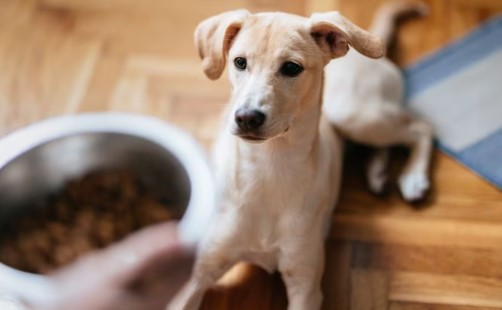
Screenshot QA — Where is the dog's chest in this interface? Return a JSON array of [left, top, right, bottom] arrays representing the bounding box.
[[216, 145, 324, 248], [230, 152, 309, 212]]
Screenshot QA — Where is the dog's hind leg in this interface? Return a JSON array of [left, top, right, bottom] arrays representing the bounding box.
[[367, 147, 390, 194], [343, 105, 433, 202], [364, 109, 433, 202], [397, 118, 434, 202]]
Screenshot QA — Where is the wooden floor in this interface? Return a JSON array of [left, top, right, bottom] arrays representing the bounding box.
[[1, 0, 501, 309]]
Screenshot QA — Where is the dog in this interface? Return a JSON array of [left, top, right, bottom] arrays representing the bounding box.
[[323, 1, 433, 201], [168, 2, 431, 309]]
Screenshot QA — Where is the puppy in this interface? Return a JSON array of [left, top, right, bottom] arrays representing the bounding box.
[[168, 8, 385, 310], [323, 1, 433, 201]]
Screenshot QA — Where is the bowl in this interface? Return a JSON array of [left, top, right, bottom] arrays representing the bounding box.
[[0, 113, 215, 305]]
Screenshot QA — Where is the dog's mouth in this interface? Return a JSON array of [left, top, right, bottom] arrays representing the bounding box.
[[239, 135, 266, 142], [234, 130, 267, 142], [234, 126, 290, 143]]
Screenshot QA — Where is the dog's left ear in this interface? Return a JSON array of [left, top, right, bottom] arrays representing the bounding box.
[[195, 10, 250, 80], [310, 11, 385, 60]]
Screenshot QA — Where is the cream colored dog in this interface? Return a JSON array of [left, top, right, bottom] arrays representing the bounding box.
[[169, 2, 431, 309]]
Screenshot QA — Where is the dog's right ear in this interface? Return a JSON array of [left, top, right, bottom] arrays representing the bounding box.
[[195, 10, 250, 80]]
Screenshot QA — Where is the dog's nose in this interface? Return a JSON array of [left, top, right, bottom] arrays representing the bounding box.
[[235, 109, 266, 131]]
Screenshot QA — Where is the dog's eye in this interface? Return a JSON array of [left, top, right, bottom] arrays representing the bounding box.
[[234, 57, 247, 70], [280, 62, 304, 77]]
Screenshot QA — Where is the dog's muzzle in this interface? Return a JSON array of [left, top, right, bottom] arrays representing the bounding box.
[[234, 108, 267, 141]]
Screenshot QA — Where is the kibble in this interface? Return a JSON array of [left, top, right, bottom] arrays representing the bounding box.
[[0, 170, 180, 274]]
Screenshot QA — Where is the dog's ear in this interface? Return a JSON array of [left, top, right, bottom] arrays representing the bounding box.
[[195, 10, 250, 80], [309, 11, 385, 60]]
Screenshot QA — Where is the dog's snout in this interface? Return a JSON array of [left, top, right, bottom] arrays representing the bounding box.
[[235, 109, 266, 131]]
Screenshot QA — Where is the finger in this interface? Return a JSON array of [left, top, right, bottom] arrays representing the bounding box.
[[52, 221, 195, 287]]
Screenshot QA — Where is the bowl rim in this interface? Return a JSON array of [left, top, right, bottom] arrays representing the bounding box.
[[0, 112, 215, 295]]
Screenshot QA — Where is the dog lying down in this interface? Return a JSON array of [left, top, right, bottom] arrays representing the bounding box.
[[169, 1, 433, 309]]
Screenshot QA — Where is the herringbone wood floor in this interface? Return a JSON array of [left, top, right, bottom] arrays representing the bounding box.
[[1, 0, 501, 309]]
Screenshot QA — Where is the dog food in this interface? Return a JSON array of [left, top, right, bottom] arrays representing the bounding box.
[[0, 170, 180, 274]]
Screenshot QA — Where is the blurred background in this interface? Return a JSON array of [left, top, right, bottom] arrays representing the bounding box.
[[0, 0, 501, 309]]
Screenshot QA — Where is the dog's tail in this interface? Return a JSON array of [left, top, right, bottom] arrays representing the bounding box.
[[369, 1, 428, 47]]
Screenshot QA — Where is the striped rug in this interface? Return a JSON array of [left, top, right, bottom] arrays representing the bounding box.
[[405, 15, 502, 190]]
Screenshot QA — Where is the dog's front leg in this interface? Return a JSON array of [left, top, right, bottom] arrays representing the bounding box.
[[279, 239, 325, 310], [167, 248, 236, 310]]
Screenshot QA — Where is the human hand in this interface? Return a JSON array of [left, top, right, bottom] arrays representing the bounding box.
[[1, 222, 194, 310]]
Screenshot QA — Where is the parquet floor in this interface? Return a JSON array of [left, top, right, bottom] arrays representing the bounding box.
[[1, 0, 501, 309]]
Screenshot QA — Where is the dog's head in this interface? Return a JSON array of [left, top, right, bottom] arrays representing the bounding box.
[[195, 10, 384, 143]]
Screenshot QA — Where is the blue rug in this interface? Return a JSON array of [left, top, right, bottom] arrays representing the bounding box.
[[405, 15, 502, 190]]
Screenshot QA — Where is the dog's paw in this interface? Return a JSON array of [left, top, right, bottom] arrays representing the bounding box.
[[366, 149, 389, 195], [367, 169, 388, 195], [398, 172, 430, 202]]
